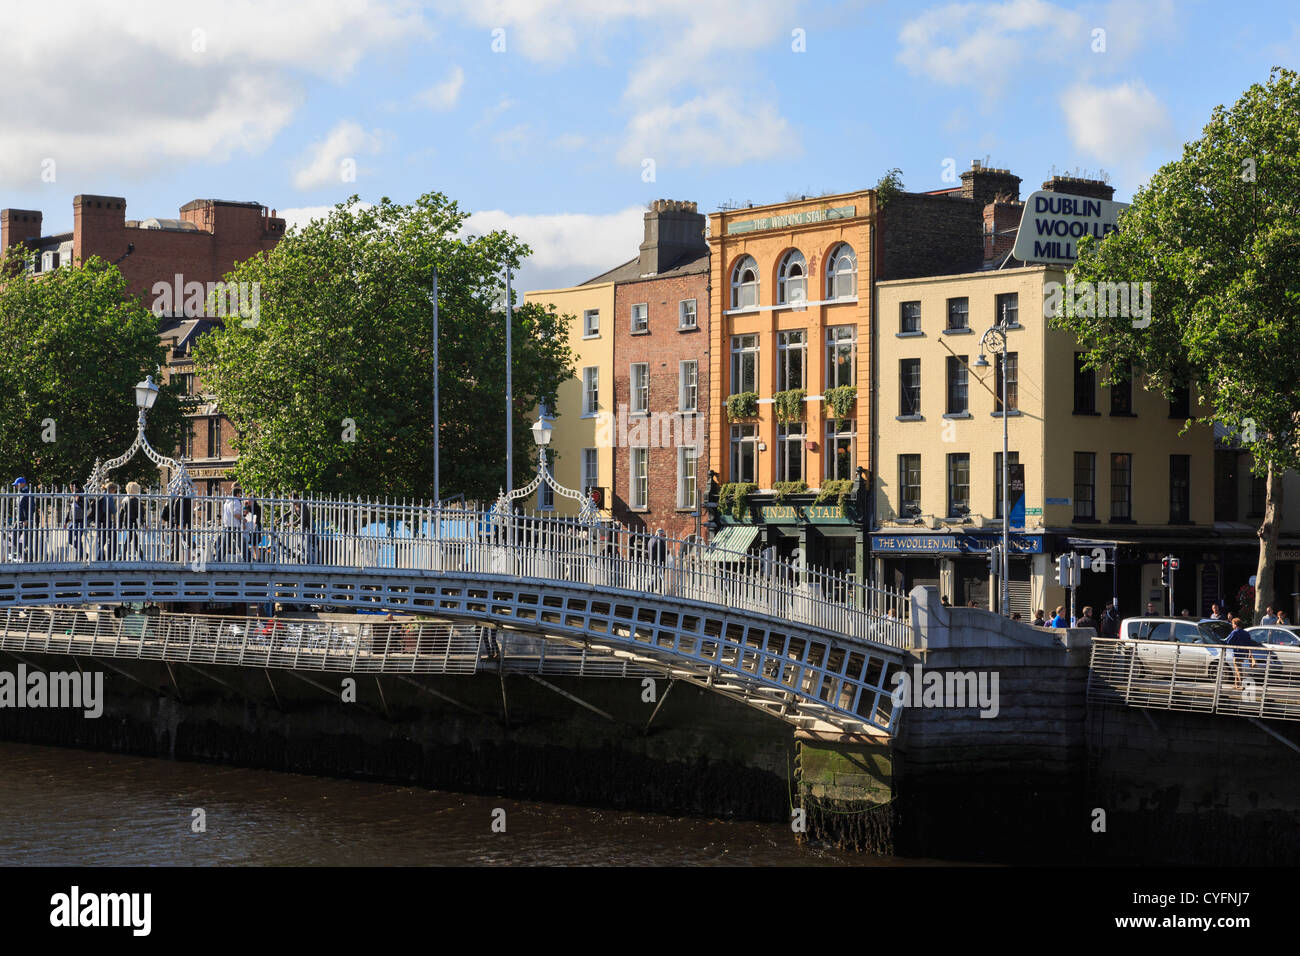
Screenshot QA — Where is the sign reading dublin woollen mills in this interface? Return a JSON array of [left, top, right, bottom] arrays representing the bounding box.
[[1011, 191, 1130, 264]]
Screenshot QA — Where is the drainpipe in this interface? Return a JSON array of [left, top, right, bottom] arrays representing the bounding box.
[[867, 213, 879, 587]]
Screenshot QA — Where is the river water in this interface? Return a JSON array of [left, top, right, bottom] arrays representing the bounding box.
[[0, 741, 919, 866]]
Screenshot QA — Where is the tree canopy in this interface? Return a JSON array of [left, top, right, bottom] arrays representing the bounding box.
[[192, 192, 573, 502], [0, 251, 184, 488], [1054, 67, 1300, 617]]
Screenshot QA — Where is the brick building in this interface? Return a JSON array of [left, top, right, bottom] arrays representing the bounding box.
[[606, 201, 710, 539], [1, 195, 286, 493]]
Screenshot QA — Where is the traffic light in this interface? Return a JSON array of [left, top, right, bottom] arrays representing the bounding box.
[[1054, 554, 1072, 588], [1160, 556, 1171, 587], [987, 545, 1002, 576]]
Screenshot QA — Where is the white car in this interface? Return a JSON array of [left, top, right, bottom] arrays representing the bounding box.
[[1119, 616, 1228, 680], [1248, 624, 1300, 648]]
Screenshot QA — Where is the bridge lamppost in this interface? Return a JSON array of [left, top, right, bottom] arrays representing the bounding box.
[[491, 412, 599, 549], [973, 325, 1009, 617], [86, 374, 193, 496]]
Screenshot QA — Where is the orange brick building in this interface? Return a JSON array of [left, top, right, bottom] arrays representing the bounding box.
[[705, 193, 876, 576]]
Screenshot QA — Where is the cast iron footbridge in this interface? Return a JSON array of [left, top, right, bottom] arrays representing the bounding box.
[[0, 489, 910, 733]]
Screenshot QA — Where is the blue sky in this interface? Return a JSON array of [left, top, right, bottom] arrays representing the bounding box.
[[2, 0, 1296, 290]]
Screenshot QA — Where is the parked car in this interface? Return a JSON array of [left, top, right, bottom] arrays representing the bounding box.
[[1119, 617, 1230, 680], [1247, 624, 1300, 648]]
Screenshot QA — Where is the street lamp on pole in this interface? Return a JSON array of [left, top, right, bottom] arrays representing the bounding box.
[[87, 374, 193, 496], [974, 324, 1010, 617]]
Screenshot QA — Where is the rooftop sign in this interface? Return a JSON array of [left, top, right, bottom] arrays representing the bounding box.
[[1012, 191, 1130, 265], [727, 205, 856, 235]]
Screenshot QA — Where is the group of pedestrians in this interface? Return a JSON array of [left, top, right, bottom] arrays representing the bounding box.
[[5, 479, 319, 566], [1029, 604, 1120, 636]]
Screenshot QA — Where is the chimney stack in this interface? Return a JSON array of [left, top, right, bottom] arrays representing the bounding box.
[[960, 162, 1021, 207], [1041, 175, 1115, 202], [1, 209, 43, 250], [639, 199, 706, 277]]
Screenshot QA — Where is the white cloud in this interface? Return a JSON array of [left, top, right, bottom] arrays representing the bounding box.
[[0, 0, 427, 182], [618, 91, 799, 168], [897, 0, 1086, 98], [466, 206, 646, 290], [292, 122, 385, 190], [439, 0, 801, 168], [1059, 80, 1175, 174], [415, 65, 465, 111], [276, 202, 375, 234]]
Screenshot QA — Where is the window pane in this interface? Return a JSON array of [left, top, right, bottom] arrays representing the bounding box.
[[994, 451, 1019, 518], [947, 454, 970, 516], [900, 359, 921, 416], [947, 356, 968, 414], [900, 454, 921, 514], [900, 301, 921, 333], [1074, 353, 1096, 413], [947, 298, 969, 330], [994, 352, 1018, 413], [996, 292, 1018, 326], [1074, 452, 1095, 519], [1170, 454, 1190, 522], [1111, 453, 1131, 520]]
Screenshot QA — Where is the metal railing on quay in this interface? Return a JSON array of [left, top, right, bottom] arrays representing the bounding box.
[[1088, 636, 1300, 721], [0, 488, 911, 646]]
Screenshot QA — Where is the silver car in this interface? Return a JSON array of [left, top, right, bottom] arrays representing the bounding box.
[[1119, 617, 1227, 680]]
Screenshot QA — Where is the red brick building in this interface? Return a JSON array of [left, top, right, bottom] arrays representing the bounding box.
[[1, 195, 286, 494], [600, 200, 710, 539]]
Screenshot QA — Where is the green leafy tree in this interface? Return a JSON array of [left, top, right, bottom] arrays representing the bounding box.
[[192, 193, 573, 502], [1055, 67, 1300, 621], [0, 251, 184, 487]]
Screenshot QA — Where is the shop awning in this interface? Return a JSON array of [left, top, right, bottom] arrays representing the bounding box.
[[702, 525, 761, 561]]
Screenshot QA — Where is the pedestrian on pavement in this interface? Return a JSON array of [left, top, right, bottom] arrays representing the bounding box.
[[1261, 606, 1277, 625], [117, 481, 145, 560], [221, 486, 243, 560], [1224, 616, 1261, 690], [1032, 609, 1046, 627], [1050, 606, 1069, 628], [1277, 609, 1291, 625], [648, 527, 668, 591], [1145, 601, 1158, 616], [1075, 605, 1099, 635], [1210, 603, 1225, 620], [89, 483, 115, 561], [161, 486, 193, 563], [1099, 604, 1120, 638], [66, 481, 86, 561], [10, 477, 33, 561]]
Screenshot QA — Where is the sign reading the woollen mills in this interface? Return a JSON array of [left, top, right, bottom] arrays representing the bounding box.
[[727, 205, 856, 235], [1011, 190, 1130, 264]]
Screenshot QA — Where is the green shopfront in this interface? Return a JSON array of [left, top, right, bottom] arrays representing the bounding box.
[[705, 484, 868, 582]]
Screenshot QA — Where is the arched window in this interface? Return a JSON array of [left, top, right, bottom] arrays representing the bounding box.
[[825, 243, 857, 300], [730, 255, 759, 309], [777, 249, 806, 305]]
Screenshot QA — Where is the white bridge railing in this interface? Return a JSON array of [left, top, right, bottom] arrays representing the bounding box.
[[0, 489, 910, 647]]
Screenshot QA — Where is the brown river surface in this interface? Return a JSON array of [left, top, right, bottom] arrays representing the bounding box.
[[0, 740, 937, 866]]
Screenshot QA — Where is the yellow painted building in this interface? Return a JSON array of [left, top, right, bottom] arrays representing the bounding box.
[[874, 265, 1216, 616], [522, 280, 616, 518]]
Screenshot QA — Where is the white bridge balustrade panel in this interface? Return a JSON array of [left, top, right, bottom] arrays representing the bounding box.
[[0, 491, 911, 732]]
